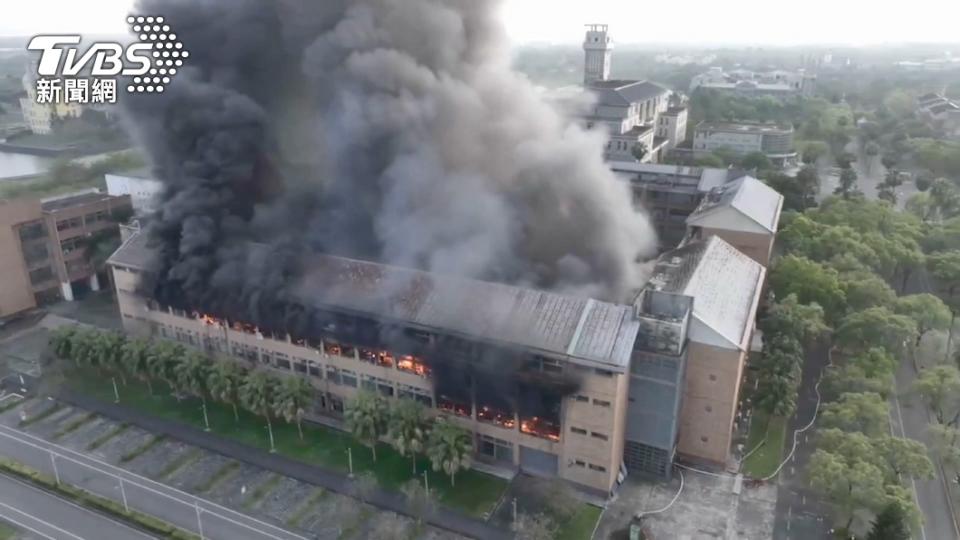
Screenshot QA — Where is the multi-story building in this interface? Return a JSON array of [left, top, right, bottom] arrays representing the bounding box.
[[689, 67, 817, 98], [610, 163, 747, 248], [19, 73, 83, 135], [105, 168, 164, 215], [0, 189, 132, 318], [581, 25, 689, 164], [693, 121, 797, 168], [916, 93, 960, 139], [108, 220, 772, 494]]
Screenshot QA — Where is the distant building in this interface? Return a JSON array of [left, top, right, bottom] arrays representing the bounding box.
[[581, 25, 689, 164], [689, 67, 817, 98], [693, 121, 797, 168], [0, 189, 132, 318], [19, 73, 83, 135], [106, 168, 164, 215], [916, 93, 960, 139]]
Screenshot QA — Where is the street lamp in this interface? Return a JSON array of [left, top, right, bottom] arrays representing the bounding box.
[[346, 447, 353, 478]]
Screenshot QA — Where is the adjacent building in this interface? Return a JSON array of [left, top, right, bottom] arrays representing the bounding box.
[[689, 67, 817, 98], [105, 168, 164, 215], [0, 189, 132, 318], [581, 25, 689, 164], [917, 93, 960, 139], [19, 73, 83, 135], [693, 121, 797, 167]]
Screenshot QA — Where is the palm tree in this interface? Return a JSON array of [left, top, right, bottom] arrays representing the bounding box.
[[426, 417, 473, 486], [71, 328, 101, 371], [147, 340, 183, 393], [207, 361, 246, 422], [387, 399, 427, 474], [93, 331, 127, 383], [274, 376, 313, 440], [344, 391, 388, 461], [175, 350, 212, 430], [121, 338, 153, 394], [240, 371, 280, 452]]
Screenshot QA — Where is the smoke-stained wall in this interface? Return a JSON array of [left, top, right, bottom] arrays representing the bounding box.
[[124, 0, 656, 326]]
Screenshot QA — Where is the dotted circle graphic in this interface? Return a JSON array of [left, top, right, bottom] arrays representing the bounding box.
[[125, 14, 188, 94]]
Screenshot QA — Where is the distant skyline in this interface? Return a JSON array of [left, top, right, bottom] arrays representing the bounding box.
[[3, 0, 960, 46]]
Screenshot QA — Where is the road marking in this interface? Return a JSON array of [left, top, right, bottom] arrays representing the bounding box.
[[891, 386, 930, 540], [0, 508, 57, 540], [0, 473, 154, 539], [0, 502, 84, 540]]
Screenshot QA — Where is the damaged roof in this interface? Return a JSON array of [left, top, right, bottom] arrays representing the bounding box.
[[108, 232, 640, 370], [686, 175, 784, 233]]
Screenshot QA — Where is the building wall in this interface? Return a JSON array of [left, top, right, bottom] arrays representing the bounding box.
[[698, 227, 775, 267], [676, 342, 747, 464], [0, 200, 44, 317], [105, 174, 163, 214], [693, 130, 764, 156], [112, 264, 629, 495], [44, 195, 132, 288]]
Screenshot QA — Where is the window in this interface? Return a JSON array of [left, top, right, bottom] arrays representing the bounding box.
[[595, 369, 614, 378], [293, 359, 308, 374], [571, 427, 587, 435], [593, 399, 611, 408], [326, 366, 341, 385], [56, 217, 82, 231], [398, 384, 433, 407], [28, 266, 54, 285], [60, 238, 82, 255], [308, 361, 322, 378], [477, 434, 513, 462], [574, 395, 589, 403], [18, 222, 47, 242], [589, 464, 607, 472], [341, 369, 358, 388], [574, 460, 586, 468], [591, 432, 609, 441]]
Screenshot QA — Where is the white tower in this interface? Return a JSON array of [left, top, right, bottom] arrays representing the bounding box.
[[583, 24, 613, 86]]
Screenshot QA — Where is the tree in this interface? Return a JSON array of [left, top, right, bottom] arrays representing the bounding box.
[[770, 256, 846, 320], [820, 392, 889, 436], [894, 294, 952, 348], [839, 271, 897, 312], [353, 470, 379, 503], [514, 513, 558, 540], [834, 307, 917, 355], [741, 151, 773, 171], [808, 449, 886, 530], [929, 424, 960, 481], [631, 142, 648, 162], [240, 370, 280, 452], [803, 141, 829, 165], [175, 350, 212, 429], [401, 478, 433, 525], [274, 375, 313, 440], [928, 250, 960, 363], [207, 360, 246, 422], [426, 417, 473, 486], [753, 335, 803, 417], [49, 326, 79, 362], [835, 167, 859, 199], [387, 399, 427, 474], [147, 340, 183, 390], [873, 435, 934, 481], [694, 154, 724, 168], [121, 338, 153, 394], [345, 391, 388, 461], [912, 365, 960, 425], [763, 172, 817, 212], [867, 503, 911, 540], [759, 294, 829, 345], [795, 166, 821, 207]]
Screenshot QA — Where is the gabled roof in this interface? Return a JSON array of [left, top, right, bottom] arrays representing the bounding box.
[[107, 233, 640, 370], [646, 236, 764, 350], [686, 176, 783, 234], [589, 79, 669, 107]]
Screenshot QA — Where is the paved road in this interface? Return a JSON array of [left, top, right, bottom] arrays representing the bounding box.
[[772, 340, 831, 539], [0, 473, 154, 540], [0, 422, 310, 540]]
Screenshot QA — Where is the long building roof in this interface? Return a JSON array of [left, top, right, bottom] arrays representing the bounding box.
[[589, 79, 669, 107], [687, 176, 784, 234], [108, 232, 640, 370]]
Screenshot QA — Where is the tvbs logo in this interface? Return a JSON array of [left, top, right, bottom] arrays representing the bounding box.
[[27, 15, 189, 104]]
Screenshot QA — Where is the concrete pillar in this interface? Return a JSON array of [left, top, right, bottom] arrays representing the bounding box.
[[60, 281, 74, 302], [89, 273, 101, 292]]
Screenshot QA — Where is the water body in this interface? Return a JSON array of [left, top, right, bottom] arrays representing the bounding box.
[[0, 150, 53, 180]]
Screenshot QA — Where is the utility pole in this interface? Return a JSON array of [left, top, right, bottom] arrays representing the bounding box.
[[346, 447, 354, 478], [423, 470, 429, 498], [112, 377, 120, 403], [512, 497, 518, 524]]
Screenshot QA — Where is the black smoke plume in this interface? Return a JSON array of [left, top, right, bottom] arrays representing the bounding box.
[[123, 0, 654, 405]]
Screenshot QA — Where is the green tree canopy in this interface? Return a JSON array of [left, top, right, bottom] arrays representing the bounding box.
[[834, 307, 917, 355], [893, 294, 952, 347], [867, 503, 911, 540], [820, 392, 889, 436], [426, 417, 473, 486], [770, 256, 846, 320], [912, 365, 960, 426], [345, 391, 389, 461]]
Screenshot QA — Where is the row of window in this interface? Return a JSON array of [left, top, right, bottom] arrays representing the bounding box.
[[55, 210, 111, 232], [569, 426, 609, 441], [572, 459, 607, 473], [571, 394, 611, 408]]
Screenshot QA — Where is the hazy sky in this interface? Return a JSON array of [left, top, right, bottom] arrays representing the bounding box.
[[3, 0, 960, 45]]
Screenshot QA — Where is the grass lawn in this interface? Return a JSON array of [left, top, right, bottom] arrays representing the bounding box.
[[0, 520, 16, 540], [558, 504, 603, 540], [71, 373, 508, 518], [742, 413, 788, 478]]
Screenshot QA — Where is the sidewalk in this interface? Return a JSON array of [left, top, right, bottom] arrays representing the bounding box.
[[55, 386, 511, 540]]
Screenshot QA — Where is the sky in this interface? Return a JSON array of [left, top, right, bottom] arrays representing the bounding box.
[[2, 0, 960, 46]]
